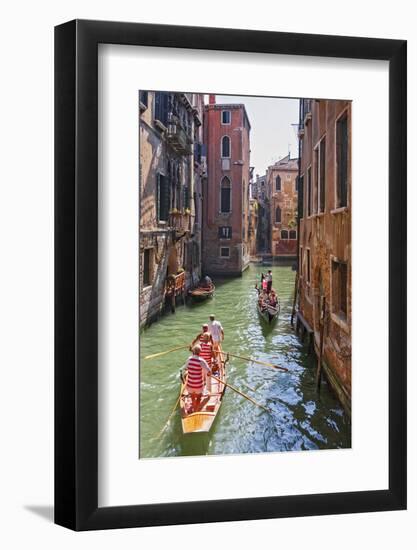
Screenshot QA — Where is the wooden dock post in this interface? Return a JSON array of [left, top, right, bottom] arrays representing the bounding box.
[[290, 271, 299, 327], [316, 297, 326, 390]]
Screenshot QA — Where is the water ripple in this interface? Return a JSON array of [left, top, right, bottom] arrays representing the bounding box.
[[140, 265, 351, 457]]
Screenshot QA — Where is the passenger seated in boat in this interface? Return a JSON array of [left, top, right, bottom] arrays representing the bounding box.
[[190, 324, 213, 349], [269, 291, 277, 308], [200, 275, 212, 289], [185, 344, 212, 412], [211, 357, 220, 375]]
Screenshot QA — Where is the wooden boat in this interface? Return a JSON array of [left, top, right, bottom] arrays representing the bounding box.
[[188, 283, 215, 301], [257, 294, 280, 324], [179, 345, 227, 434]]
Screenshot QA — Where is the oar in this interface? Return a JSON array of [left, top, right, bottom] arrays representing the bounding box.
[[156, 372, 188, 440], [210, 373, 270, 413], [221, 351, 288, 372], [144, 345, 189, 360], [156, 391, 182, 439]]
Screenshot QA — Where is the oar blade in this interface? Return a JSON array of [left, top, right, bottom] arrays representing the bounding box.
[[144, 345, 188, 360]]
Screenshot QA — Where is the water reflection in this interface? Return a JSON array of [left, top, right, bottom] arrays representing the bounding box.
[[140, 265, 351, 458]]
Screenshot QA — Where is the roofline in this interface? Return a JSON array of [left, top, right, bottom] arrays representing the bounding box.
[[204, 102, 251, 130]]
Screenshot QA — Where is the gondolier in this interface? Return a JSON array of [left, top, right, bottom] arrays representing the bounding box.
[[201, 275, 212, 289], [208, 314, 224, 353], [266, 270, 273, 293], [184, 344, 212, 412], [188, 276, 215, 301]]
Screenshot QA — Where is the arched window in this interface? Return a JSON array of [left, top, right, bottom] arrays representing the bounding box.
[[281, 230, 289, 239], [275, 206, 281, 223], [220, 177, 231, 213], [221, 136, 230, 158], [275, 175, 281, 191]]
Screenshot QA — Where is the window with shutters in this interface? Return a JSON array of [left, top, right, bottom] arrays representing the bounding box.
[[332, 259, 348, 320], [154, 91, 169, 127], [275, 175, 281, 192], [313, 146, 319, 215], [314, 136, 326, 214], [307, 166, 312, 217], [218, 226, 232, 239], [299, 175, 304, 219], [143, 248, 152, 287], [156, 173, 170, 222], [221, 136, 230, 158], [319, 136, 326, 212], [336, 112, 348, 208], [220, 177, 231, 213], [275, 206, 281, 224], [221, 110, 231, 124]]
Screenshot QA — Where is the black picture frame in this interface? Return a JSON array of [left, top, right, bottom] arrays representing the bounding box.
[[55, 19, 407, 531]]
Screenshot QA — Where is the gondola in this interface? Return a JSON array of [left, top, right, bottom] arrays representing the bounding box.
[[257, 292, 280, 324], [179, 345, 227, 434], [188, 283, 215, 301]]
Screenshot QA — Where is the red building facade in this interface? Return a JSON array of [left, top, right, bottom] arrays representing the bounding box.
[[202, 95, 251, 276]]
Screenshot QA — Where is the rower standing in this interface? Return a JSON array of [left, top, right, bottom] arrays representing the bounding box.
[[199, 332, 214, 392], [266, 270, 273, 293], [208, 314, 224, 354], [190, 324, 213, 349]]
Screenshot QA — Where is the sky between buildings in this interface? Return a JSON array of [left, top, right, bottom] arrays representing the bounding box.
[[206, 94, 299, 178]]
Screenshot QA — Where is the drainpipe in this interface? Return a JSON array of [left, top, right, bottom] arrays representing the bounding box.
[[296, 99, 302, 307]]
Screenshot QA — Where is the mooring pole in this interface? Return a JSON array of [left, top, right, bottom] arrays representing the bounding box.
[[316, 297, 326, 391], [290, 270, 299, 327]]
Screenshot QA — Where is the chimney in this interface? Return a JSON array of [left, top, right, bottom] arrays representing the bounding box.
[[209, 94, 216, 105]]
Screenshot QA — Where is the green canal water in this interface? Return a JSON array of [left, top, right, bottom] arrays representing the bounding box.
[[139, 265, 351, 458]]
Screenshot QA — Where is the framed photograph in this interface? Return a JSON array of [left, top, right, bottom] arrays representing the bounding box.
[[55, 20, 407, 530]]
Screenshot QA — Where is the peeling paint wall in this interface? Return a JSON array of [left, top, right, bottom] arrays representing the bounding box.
[[139, 92, 205, 327], [298, 99, 352, 413]]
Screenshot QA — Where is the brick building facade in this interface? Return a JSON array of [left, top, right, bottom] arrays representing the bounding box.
[[202, 95, 251, 276], [268, 155, 299, 263], [139, 91, 205, 327], [297, 98, 352, 414]]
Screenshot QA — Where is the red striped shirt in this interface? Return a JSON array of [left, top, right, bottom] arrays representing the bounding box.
[[186, 356, 209, 390], [200, 341, 212, 368]]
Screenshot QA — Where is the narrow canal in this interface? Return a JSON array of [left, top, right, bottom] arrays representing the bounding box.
[[140, 265, 351, 458]]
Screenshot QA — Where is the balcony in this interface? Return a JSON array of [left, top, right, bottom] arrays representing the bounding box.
[[166, 115, 193, 155], [165, 271, 186, 297]]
